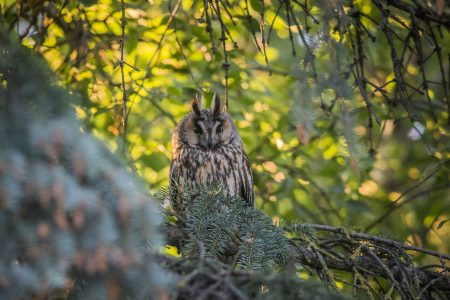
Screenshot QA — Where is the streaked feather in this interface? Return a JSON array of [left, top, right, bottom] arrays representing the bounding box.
[[170, 96, 254, 209]]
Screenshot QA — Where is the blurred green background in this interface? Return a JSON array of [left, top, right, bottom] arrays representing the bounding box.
[[3, 0, 449, 258]]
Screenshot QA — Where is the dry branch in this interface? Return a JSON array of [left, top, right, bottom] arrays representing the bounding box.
[[163, 221, 450, 298]]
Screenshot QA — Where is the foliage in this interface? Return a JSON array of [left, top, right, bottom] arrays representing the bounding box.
[[0, 32, 169, 299], [164, 188, 450, 299], [1, 0, 450, 297], [286, 223, 450, 299], [162, 253, 349, 300], [161, 185, 288, 271], [161, 187, 350, 299], [2, 0, 448, 259]]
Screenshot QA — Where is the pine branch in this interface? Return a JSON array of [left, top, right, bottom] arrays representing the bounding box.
[[162, 188, 450, 298], [164, 221, 450, 295]]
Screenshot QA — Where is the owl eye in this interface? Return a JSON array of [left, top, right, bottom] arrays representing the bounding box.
[[194, 128, 202, 135], [217, 127, 223, 133]]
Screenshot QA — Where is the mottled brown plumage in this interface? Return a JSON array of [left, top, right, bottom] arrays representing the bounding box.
[[170, 95, 254, 209]]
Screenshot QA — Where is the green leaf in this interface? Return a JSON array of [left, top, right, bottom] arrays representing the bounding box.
[[437, 218, 449, 230], [140, 153, 169, 171], [126, 28, 138, 53], [79, 0, 98, 7], [249, 0, 262, 11]]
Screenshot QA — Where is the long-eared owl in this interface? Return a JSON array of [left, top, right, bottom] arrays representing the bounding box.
[[170, 95, 254, 209]]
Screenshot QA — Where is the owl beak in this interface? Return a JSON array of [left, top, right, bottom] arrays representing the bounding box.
[[206, 139, 214, 149]]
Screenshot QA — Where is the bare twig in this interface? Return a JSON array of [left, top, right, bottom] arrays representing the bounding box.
[[301, 223, 450, 261], [129, 0, 182, 113], [213, 0, 230, 109], [119, 0, 128, 142], [365, 160, 448, 231]]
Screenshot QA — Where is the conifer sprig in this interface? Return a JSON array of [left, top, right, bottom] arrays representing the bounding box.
[[163, 185, 289, 271]]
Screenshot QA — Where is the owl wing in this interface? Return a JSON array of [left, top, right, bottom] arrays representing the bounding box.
[[169, 159, 176, 187], [169, 159, 180, 208], [240, 153, 254, 207]]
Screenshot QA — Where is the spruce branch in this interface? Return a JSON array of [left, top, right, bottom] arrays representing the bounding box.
[[162, 188, 450, 299], [162, 186, 288, 271]]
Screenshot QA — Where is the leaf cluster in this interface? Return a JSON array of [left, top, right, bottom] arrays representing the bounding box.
[[1, 0, 449, 256]]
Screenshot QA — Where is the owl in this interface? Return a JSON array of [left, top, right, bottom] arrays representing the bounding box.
[[170, 95, 254, 210]]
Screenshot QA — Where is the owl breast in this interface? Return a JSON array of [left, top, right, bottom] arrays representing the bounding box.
[[173, 137, 248, 197], [169, 96, 254, 208]]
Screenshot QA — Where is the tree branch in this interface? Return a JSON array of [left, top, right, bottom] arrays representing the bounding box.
[[163, 220, 450, 297]]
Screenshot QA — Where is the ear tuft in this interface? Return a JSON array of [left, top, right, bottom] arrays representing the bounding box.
[[191, 94, 202, 116], [211, 94, 222, 116]]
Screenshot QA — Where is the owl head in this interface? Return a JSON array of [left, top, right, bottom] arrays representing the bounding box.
[[176, 95, 238, 150]]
